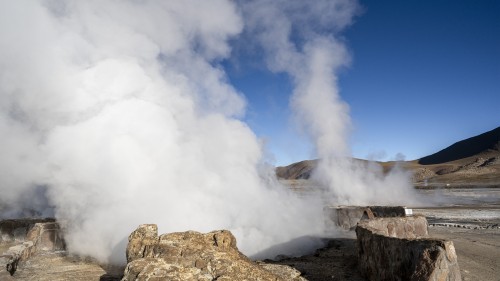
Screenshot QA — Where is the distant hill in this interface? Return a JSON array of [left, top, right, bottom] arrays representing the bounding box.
[[276, 126, 500, 187], [418, 127, 500, 165], [275, 160, 317, 180]]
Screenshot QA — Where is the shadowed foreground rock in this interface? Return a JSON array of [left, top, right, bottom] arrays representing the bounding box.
[[122, 224, 306, 281]]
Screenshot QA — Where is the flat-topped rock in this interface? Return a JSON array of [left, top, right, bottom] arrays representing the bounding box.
[[325, 205, 412, 230]]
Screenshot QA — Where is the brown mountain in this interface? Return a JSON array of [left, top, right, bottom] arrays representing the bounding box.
[[418, 127, 500, 165], [276, 126, 500, 187], [275, 160, 318, 180]]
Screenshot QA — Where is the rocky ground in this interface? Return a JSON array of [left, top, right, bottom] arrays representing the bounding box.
[[3, 222, 500, 281], [270, 201, 500, 281], [269, 224, 500, 281], [268, 187, 500, 281], [3, 188, 499, 280]]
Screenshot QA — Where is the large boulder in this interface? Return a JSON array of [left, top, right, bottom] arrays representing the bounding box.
[[356, 217, 461, 281], [122, 224, 306, 281]]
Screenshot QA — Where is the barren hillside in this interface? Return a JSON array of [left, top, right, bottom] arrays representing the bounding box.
[[276, 126, 500, 187]]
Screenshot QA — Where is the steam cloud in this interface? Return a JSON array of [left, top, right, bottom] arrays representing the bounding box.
[[241, 0, 422, 206], [0, 0, 329, 263], [0, 0, 419, 264]]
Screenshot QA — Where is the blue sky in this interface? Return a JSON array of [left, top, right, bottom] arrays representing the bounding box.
[[225, 0, 500, 166]]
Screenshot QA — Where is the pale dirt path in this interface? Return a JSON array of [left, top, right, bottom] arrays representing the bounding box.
[[429, 226, 500, 281]]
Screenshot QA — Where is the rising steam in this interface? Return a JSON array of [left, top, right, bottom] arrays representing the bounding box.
[[0, 0, 329, 263], [241, 0, 422, 206], [0, 0, 419, 265]]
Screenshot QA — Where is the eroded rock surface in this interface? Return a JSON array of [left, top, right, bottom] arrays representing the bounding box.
[[122, 224, 306, 281], [356, 216, 461, 281]]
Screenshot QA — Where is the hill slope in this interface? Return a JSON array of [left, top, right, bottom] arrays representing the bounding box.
[[418, 127, 499, 165], [275, 160, 318, 180], [276, 126, 500, 187]]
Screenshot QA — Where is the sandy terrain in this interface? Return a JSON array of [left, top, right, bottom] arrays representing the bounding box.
[[429, 227, 500, 281]]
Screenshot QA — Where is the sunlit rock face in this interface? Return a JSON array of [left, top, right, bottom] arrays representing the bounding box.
[[122, 224, 306, 281]]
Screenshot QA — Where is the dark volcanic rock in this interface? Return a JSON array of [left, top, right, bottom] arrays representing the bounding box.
[[122, 224, 305, 281]]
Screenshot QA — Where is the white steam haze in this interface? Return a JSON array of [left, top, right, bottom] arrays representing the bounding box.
[[240, 0, 422, 206], [0, 0, 420, 265]]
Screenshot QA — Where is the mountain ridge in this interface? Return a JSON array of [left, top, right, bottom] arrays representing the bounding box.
[[276, 126, 500, 187], [418, 127, 499, 165]]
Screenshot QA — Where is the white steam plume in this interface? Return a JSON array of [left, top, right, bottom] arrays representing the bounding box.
[[0, 1, 327, 264], [240, 0, 422, 206]]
